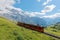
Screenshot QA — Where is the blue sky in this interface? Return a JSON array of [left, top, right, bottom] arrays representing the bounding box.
[[13, 0, 60, 17], [14, 0, 45, 12], [14, 0, 60, 12]]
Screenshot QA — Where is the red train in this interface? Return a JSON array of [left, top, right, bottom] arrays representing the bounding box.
[[17, 22, 44, 33]]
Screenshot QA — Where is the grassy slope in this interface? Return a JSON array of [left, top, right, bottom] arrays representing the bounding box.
[[45, 24, 60, 37], [0, 17, 58, 40]]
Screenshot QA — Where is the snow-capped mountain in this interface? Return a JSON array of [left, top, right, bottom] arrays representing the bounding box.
[[44, 17, 60, 26], [0, 8, 47, 27]]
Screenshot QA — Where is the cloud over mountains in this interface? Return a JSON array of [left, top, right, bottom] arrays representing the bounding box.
[[0, 0, 60, 26], [42, 13, 60, 19], [0, 0, 57, 19], [0, 0, 21, 13]]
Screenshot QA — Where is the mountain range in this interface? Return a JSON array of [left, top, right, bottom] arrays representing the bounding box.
[[0, 8, 60, 26]]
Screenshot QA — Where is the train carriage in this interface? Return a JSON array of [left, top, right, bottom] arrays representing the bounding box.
[[17, 22, 44, 33]]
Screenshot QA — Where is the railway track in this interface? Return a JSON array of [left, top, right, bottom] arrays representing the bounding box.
[[43, 32, 60, 39]]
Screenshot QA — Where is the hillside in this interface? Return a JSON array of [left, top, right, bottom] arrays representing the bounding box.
[[0, 17, 58, 40], [45, 23, 60, 37]]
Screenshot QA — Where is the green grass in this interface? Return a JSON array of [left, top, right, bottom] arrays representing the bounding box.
[[0, 17, 58, 40], [45, 24, 60, 37]]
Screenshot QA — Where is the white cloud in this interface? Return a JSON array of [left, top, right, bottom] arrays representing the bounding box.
[[30, 12, 44, 17], [41, 4, 56, 13], [43, 0, 52, 5], [24, 11, 46, 17], [23, 5, 56, 18], [37, 0, 41, 2], [42, 13, 60, 19], [0, 0, 21, 13]]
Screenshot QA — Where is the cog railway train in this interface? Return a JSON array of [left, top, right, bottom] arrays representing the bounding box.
[[17, 22, 44, 33]]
